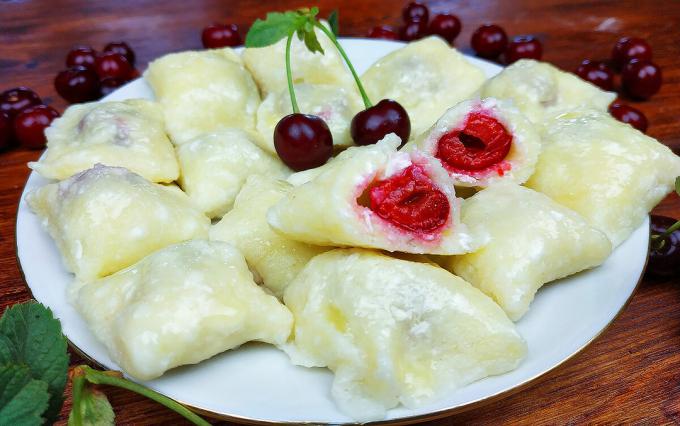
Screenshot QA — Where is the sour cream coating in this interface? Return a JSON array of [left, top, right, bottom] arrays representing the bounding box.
[[284, 248, 526, 421], [26, 164, 209, 280], [526, 109, 680, 247], [145, 48, 260, 144], [176, 129, 290, 218], [361, 37, 486, 137], [210, 175, 329, 298], [71, 240, 293, 380], [29, 99, 178, 182], [267, 134, 478, 255], [479, 59, 616, 124], [440, 183, 612, 321]]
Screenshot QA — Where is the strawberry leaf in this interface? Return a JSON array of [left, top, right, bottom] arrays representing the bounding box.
[[303, 30, 325, 54], [245, 11, 301, 48], [328, 10, 339, 36], [0, 364, 50, 426]]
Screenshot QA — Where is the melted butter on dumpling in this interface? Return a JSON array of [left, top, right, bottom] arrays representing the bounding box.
[[29, 99, 178, 182], [284, 248, 526, 421], [26, 164, 209, 280], [72, 240, 292, 380]]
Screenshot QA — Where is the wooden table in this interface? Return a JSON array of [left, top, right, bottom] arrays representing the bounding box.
[[2, 0, 679, 424]]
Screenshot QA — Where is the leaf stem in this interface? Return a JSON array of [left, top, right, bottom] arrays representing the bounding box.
[[285, 31, 300, 114]]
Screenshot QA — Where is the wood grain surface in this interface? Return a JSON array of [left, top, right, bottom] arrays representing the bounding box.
[[1, 0, 679, 424]]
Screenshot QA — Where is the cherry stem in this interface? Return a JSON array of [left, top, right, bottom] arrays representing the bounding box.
[[651, 219, 680, 250], [285, 31, 300, 114], [70, 371, 85, 426], [314, 22, 373, 109]]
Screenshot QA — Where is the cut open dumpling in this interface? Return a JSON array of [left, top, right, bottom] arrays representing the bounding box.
[[71, 240, 292, 380], [267, 134, 478, 255], [26, 164, 209, 280], [527, 109, 680, 247], [29, 99, 178, 182], [439, 183, 612, 321], [405, 98, 541, 187], [284, 248, 526, 421]]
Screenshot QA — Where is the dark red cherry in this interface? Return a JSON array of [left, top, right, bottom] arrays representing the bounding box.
[[103, 41, 136, 66], [428, 13, 461, 44], [622, 60, 662, 100], [0, 112, 12, 150], [575, 60, 615, 91], [0, 87, 42, 119], [402, 2, 429, 23], [612, 37, 652, 70], [367, 25, 399, 40], [608, 102, 648, 132], [400, 20, 427, 41], [274, 113, 333, 171], [66, 46, 98, 70], [505, 35, 542, 64], [100, 77, 127, 97], [648, 215, 680, 277], [471, 24, 508, 60], [13, 105, 59, 150], [202, 23, 242, 48], [351, 99, 411, 147], [55, 66, 101, 103], [94, 52, 133, 80]]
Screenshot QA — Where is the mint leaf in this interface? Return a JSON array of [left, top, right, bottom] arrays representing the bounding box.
[[0, 364, 50, 426], [675, 176, 679, 195], [0, 302, 69, 423], [245, 11, 300, 48], [303, 30, 325, 54], [68, 384, 115, 426], [328, 10, 339, 36]]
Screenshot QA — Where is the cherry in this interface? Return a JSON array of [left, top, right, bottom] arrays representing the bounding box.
[[274, 113, 333, 171], [648, 215, 680, 277], [428, 13, 461, 44], [0, 87, 42, 119], [202, 23, 242, 48], [0, 112, 12, 150], [402, 2, 429, 23], [471, 24, 508, 60], [575, 60, 615, 91], [367, 25, 399, 40], [103, 41, 136, 66], [622, 60, 662, 100], [612, 37, 652, 70], [608, 102, 648, 133], [505, 35, 542, 64], [54, 66, 101, 103], [13, 105, 59, 150], [368, 164, 449, 233], [400, 20, 428, 41], [66, 46, 98, 70], [351, 99, 411, 146], [94, 52, 133, 80], [100, 77, 127, 97]]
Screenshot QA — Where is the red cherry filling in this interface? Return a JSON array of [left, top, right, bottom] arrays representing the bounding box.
[[435, 112, 512, 171], [368, 164, 449, 233]]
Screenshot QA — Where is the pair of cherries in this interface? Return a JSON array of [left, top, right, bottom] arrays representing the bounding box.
[[368, 2, 462, 45], [0, 87, 60, 150]]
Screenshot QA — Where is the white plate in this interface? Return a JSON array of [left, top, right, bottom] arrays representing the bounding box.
[[15, 39, 648, 425]]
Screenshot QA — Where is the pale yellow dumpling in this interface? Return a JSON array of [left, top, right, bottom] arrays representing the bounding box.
[[439, 183, 612, 321], [72, 240, 292, 380], [526, 109, 680, 247], [361, 37, 486, 137], [210, 175, 328, 298], [26, 165, 209, 280], [176, 129, 290, 218], [145, 48, 260, 144], [284, 248, 526, 421], [29, 99, 178, 182]]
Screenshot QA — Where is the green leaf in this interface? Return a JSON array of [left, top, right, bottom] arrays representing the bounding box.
[[328, 10, 339, 36], [303, 30, 325, 54], [68, 384, 115, 426], [0, 302, 69, 423], [245, 11, 300, 48], [675, 176, 679, 195], [0, 364, 50, 426]]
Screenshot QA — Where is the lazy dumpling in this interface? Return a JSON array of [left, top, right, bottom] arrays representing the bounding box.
[[71, 240, 292, 380], [26, 164, 209, 280], [267, 134, 478, 255], [284, 248, 526, 421], [361, 37, 486, 137], [439, 183, 612, 321], [526, 109, 680, 247], [210, 175, 328, 298], [29, 99, 178, 182], [176, 129, 290, 218], [145, 48, 260, 144], [405, 98, 541, 187]]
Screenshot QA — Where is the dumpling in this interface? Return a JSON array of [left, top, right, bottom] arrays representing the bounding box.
[[145, 48, 260, 144], [404, 98, 541, 187], [176, 129, 290, 218], [284, 248, 526, 421], [267, 134, 478, 255], [242, 21, 352, 96], [438, 183, 612, 321], [26, 164, 209, 280], [361, 37, 486, 137], [210, 175, 328, 298], [71, 240, 293, 380], [256, 83, 363, 153], [526, 109, 680, 247], [479, 59, 616, 123], [29, 99, 178, 182]]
